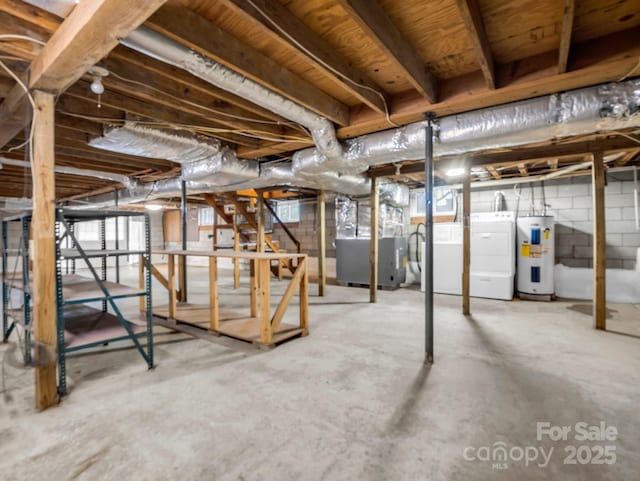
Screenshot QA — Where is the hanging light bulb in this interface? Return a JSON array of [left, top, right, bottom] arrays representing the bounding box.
[[90, 75, 104, 95], [87, 65, 109, 109]]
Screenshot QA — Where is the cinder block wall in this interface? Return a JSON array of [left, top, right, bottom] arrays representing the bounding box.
[[271, 197, 337, 258], [467, 173, 639, 269]]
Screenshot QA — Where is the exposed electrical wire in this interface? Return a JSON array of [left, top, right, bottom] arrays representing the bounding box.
[[55, 110, 314, 144], [245, 0, 399, 129], [107, 70, 310, 135]]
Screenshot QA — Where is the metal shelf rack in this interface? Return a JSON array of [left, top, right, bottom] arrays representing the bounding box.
[[1, 208, 154, 397]]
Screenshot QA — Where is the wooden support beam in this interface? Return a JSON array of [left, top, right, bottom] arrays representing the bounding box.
[[259, 259, 272, 345], [299, 257, 309, 332], [146, 2, 349, 126], [32, 90, 57, 410], [250, 260, 258, 318], [455, 0, 495, 89], [271, 261, 305, 332], [317, 190, 326, 297], [0, 0, 167, 149], [257, 192, 265, 253], [592, 152, 606, 330], [233, 215, 240, 289], [221, 0, 387, 115], [167, 254, 177, 319], [518, 163, 529, 176], [462, 173, 471, 315], [486, 165, 501, 180], [336, 0, 437, 102], [558, 0, 576, 73], [209, 257, 219, 331], [615, 150, 639, 167], [369, 178, 379, 303]]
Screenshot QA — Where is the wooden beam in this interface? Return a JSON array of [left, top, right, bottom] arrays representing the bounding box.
[[455, 0, 495, 89], [258, 259, 272, 345], [592, 152, 606, 330], [558, 0, 576, 73], [615, 150, 639, 167], [518, 163, 529, 176], [271, 260, 305, 332], [146, 2, 349, 126], [209, 257, 219, 331], [32, 90, 57, 410], [0, 0, 167, 149], [342, 27, 640, 138], [462, 172, 471, 316], [336, 0, 437, 102], [317, 190, 326, 296], [257, 192, 265, 253], [221, 0, 388, 115], [486, 165, 501, 179], [369, 178, 379, 303]]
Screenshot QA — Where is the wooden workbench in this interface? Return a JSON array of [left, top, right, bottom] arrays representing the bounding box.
[[145, 249, 309, 347]]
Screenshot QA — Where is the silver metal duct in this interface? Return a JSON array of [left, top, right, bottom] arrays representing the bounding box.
[[70, 162, 371, 209], [0, 156, 135, 188], [89, 123, 223, 163], [293, 79, 640, 174], [122, 27, 343, 164]]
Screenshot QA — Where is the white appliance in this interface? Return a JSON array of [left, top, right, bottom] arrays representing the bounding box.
[[421, 223, 463, 294], [517, 216, 555, 296], [470, 212, 516, 300]]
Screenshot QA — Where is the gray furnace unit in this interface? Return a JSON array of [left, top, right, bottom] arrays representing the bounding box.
[[336, 237, 407, 289]]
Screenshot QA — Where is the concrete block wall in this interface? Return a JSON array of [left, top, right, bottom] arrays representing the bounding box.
[[460, 172, 639, 269], [271, 197, 337, 258]]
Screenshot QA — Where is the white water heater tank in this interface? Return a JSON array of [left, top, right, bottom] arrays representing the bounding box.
[[517, 216, 555, 295]]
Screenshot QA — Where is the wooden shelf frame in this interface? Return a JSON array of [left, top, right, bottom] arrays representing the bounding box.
[[147, 250, 309, 347]]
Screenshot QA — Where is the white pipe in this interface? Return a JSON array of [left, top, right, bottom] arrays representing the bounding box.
[[0, 156, 135, 188]]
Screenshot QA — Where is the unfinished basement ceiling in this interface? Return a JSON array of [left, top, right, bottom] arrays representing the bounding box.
[[0, 0, 638, 200]]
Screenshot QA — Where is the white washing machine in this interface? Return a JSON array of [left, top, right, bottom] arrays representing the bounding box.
[[421, 223, 463, 294], [470, 212, 516, 300]]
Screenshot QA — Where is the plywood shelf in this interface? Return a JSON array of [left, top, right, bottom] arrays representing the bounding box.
[[63, 305, 146, 351], [62, 274, 146, 304], [60, 249, 145, 259]]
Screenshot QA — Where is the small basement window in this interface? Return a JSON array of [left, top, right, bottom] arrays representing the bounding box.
[[198, 207, 214, 226], [275, 199, 300, 224]]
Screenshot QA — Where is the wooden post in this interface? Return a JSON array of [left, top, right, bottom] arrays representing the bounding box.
[[249, 259, 258, 317], [462, 172, 471, 315], [209, 256, 219, 331], [32, 90, 57, 410], [299, 256, 309, 333], [369, 178, 379, 303], [259, 259, 272, 344], [592, 152, 606, 330], [257, 192, 265, 253], [233, 213, 240, 289], [168, 254, 177, 319], [317, 190, 326, 296]]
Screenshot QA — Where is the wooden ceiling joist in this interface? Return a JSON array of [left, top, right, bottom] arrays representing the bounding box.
[[0, 0, 167, 150], [455, 0, 495, 89], [145, 2, 349, 126], [220, 0, 388, 115], [335, 0, 437, 102], [558, 0, 576, 74]]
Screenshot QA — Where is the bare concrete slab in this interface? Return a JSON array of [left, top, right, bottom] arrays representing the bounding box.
[[1, 265, 638, 480]]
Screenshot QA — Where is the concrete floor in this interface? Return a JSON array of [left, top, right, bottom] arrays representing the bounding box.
[[1, 264, 639, 480]]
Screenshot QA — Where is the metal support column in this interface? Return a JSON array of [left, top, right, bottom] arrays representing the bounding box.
[[180, 180, 188, 302], [424, 113, 435, 364], [115, 190, 120, 284]]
